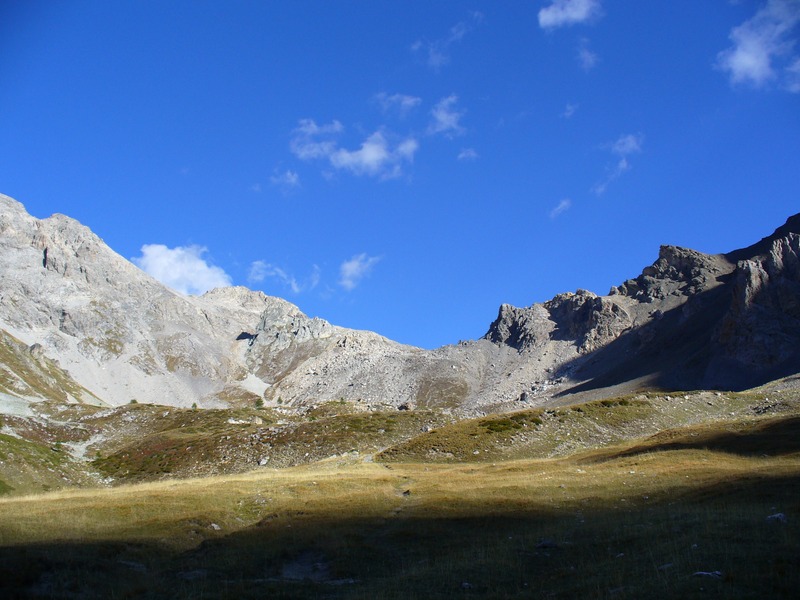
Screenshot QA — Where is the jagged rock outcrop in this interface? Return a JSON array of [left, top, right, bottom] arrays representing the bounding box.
[[485, 213, 800, 395], [486, 291, 632, 355], [709, 232, 800, 387], [485, 303, 553, 351], [545, 291, 632, 353], [612, 245, 728, 301]]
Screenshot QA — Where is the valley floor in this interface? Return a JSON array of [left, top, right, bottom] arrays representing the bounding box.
[[1, 410, 799, 599]]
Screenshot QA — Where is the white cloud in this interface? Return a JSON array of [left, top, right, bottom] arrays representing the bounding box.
[[308, 265, 321, 290], [270, 169, 300, 189], [428, 95, 466, 136], [330, 131, 418, 179], [448, 21, 471, 43], [538, 0, 602, 30], [290, 119, 417, 179], [339, 253, 381, 291], [562, 103, 579, 118], [611, 133, 644, 155], [249, 183, 262, 193], [787, 56, 800, 91], [426, 46, 449, 70], [458, 148, 478, 161], [578, 38, 599, 70], [375, 92, 422, 115], [248, 261, 319, 294], [132, 244, 231, 296], [549, 198, 572, 219], [716, 0, 800, 91], [412, 12, 483, 69], [593, 132, 644, 195], [289, 119, 343, 160]]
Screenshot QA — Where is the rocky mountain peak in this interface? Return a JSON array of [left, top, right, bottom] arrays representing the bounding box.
[[545, 291, 632, 354], [726, 212, 800, 263], [772, 213, 800, 240], [484, 303, 552, 351], [610, 244, 731, 302]]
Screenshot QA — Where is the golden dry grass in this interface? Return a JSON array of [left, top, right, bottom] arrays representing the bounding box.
[[1, 426, 799, 598]]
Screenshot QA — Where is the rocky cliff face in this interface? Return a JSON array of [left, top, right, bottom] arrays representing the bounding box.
[[709, 229, 800, 387], [2, 192, 799, 415], [485, 214, 800, 396]]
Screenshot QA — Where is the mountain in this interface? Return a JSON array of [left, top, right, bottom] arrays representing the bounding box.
[[1, 193, 799, 417], [487, 216, 800, 398]]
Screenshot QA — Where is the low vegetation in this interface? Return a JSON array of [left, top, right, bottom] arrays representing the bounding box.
[[1, 414, 799, 598], [1, 383, 798, 597], [378, 389, 796, 463]]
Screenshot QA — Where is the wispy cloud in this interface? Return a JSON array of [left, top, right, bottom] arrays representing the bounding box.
[[611, 133, 644, 155], [289, 119, 343, 160], [787, 56, 800, 91], [290, 119, 418, 179], [132, 244, 231, 296], [269, 169, 300, 190], [549, 198, 572, 219], [538, 0, 603, 30], [339, 253, 381, 291], [716, 0, 800, 91], [427, 95, 466, 137], [248, 261, 319, 294], [578, 38, 599, 70], [562, 103, 579, 118], [593, 132, 644, 195], [458, 148, 478, 161], [374, 92, 422, 116], [412, 12, 483, 69]]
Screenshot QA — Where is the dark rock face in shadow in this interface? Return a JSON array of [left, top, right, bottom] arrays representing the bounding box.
[[487, 213, 800, 397]]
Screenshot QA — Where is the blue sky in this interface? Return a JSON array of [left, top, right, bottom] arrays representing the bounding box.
[[2, 1, 799, 349]]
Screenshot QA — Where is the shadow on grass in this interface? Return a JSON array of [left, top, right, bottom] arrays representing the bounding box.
[[2, 473, 799, 599], [592, 415, 800, 462]]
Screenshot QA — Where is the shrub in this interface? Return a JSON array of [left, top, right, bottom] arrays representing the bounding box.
[[481, 418, 520, 433]]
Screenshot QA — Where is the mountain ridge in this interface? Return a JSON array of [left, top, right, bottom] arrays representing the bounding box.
[[2, 193, 799, 416]]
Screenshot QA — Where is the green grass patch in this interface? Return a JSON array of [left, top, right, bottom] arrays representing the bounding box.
[[0, 432, 93, 494]]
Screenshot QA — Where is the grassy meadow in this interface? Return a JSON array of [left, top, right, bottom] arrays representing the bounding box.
[[1, 408, 799, 598]]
